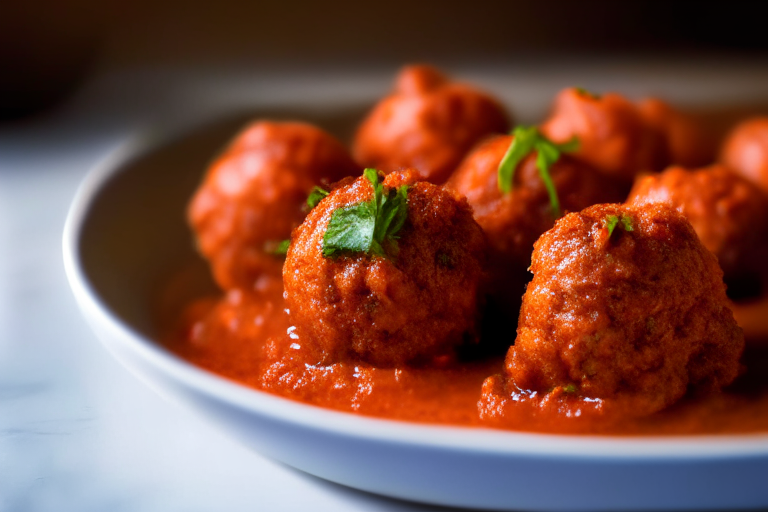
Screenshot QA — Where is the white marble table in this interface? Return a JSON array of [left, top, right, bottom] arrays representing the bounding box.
[[2, 61, 768, 511]]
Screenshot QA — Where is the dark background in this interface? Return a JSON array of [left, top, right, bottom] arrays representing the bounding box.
[[2, 0, 768, 120]]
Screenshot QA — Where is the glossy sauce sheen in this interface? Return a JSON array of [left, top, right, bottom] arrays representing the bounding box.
[[164, 278, 768, 435]]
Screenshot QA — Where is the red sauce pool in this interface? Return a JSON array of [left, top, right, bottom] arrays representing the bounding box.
[[162, 273, 768, 436]]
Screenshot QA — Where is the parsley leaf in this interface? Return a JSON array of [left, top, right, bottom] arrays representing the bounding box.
[[603, 213, 634, 238], [267, 239, 290, 256], [604, 215, 620, 237], [574, 87, 600, 99], [322, 169, 409, 258], [620, 215, 634, 232], [322, 203, 374, 257], [307, 186, 329, 209], [497, 126, 579, 218]]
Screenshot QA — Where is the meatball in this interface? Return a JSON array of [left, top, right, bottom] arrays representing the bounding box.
[[628, 165, 768, 292], [283, 169, 487, 367], [447, 133, 626, 308], [188, 121, 359, 291], [493, 203, 743, 418], [638, 97, 715, 168], [541, 87, 668, 183], [352, 64, 511, 184], [720, 117, 768, 194]]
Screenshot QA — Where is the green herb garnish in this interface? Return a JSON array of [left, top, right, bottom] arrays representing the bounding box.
[[307, 186, 329, 209], [270, 239, 290, 256], [497, 126, 579, 218], [603, 213, 634, 238], [322, 168, 409, 258], [562, 383, 578, 394], [574, 87, 600, 99]]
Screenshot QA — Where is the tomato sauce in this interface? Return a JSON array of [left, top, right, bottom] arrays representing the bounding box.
[[162, 273, 768, 436]]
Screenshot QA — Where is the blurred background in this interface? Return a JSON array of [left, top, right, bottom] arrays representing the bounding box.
[[3, 0, 768, 121]]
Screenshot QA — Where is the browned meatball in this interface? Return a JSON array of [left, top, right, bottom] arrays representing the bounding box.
[[485, 203, 743, 419], [541, 88, 668, 183], [352, 65, 510, 184], [720, 117, 768, 194], [638, 98, 716, 168], [447, 133, 626, 307], [628, 165, 768, 293], [188, 121, 359, 291], [283, 169, 487, 367]]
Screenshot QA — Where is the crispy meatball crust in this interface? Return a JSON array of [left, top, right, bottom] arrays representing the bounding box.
[[720, 117, 768, 194], [283, 170, 487, 367], [188, 121, 359, 291], [352, 65, 510, 185], [447, 134, 627, 306], [499, 203, 743, 418], [541, 88, 669, 183], [628, 165, 768, 284]]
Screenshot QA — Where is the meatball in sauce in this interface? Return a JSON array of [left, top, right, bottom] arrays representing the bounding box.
[[628, 164, 768, 299], [481, 203, 744, 427], [283, 169, 487, 367], [353, 65, 510, 184], [541, 88, 669, 184], [188, 121, 359, 291]]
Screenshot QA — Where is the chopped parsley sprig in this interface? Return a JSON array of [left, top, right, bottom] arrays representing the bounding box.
[[269, 186, 331, 257], [270, 239, 290, 256], [574, 87, 600, 99], [307, 186, 329, 209], [603, 213, 634, 238], [322, 168, 409, 258], [497, 126, 579, 218]]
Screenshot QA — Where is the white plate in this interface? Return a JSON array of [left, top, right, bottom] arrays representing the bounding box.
[[63, 90, 768, 511]]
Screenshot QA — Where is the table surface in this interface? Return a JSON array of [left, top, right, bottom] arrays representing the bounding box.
[[2, 60, 768, 512]]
